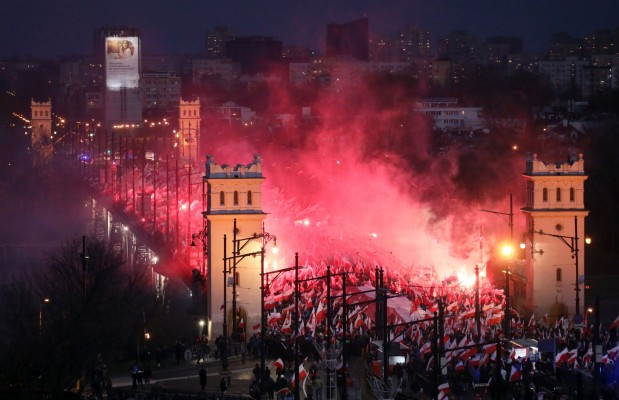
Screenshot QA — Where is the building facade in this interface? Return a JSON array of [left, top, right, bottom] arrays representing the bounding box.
[[522, 153, 588, 322], [203, 155, 269, 341]]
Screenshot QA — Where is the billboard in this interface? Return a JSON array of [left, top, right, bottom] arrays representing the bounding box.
[[105, 36, 139, 89]]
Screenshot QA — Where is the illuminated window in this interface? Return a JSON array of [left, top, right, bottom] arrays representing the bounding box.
[[570, 187, 575, 202], [233, 191, 239, 205], [556, 268, 562, 282], [556, 188, 561, 202], [247, 190, 252, 205], [542, 188, 548, 202], [219, 191, 225, 206]]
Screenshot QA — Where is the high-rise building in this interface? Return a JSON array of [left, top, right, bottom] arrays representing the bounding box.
[[397, 25, 432, 60], [205, 26, 236, 59], [326, 17, 369, 61]]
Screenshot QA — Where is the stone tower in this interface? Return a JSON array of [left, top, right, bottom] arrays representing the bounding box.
[[178, 99, 201, 164], [203, 155, 267, 340], [30, 99, 53, 165], [522, 153, 588, 322]]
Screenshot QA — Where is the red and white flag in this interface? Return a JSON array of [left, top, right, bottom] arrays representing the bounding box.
[[273, 358, 284, 371], [290, 363, 307, 388], [438, 382, 450, 400]]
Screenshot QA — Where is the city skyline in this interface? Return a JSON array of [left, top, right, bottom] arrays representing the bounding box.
[[1, 0, 618, 58]]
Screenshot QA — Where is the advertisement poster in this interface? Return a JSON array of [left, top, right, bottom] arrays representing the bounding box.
[[105, 36, 139, 89]]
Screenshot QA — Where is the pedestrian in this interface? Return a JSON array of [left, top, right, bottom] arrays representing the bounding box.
[[130, 362, 139, 389], [143, 364, 152, 385], [199, 366, 207, 392], [220, 376, 228, 394]]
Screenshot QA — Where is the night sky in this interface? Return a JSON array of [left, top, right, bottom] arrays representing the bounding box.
[[1, 0, 618, 58]]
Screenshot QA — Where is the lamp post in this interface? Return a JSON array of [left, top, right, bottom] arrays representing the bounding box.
[[79, 235, 89, 304], [533, 216, 581, 320], [191, 228, 209, 338], [39, 297, 50, 339], [475, 265, 481, 342], [222, 219, 277, 391], [501, 244, 514, 340], [480, 194, 515, 340]]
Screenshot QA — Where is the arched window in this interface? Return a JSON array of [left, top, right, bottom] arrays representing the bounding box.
[[219, 191, 225, 206], [247, 190, 253, 205], [556, 268, 562, 282], [570, 187, 575, 202], [542, 188, 548, 202], [233, 191, 239, 205], [556, 188, 561, 202]]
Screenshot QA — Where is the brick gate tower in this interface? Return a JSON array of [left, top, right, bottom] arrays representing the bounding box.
[[203, 155, 267, 341], [522, 153, 588, 322]]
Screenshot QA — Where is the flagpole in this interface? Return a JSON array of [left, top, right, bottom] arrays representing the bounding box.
[[294, 253, 300, 400]]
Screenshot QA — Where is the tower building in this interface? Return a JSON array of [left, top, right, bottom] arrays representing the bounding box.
[[178, 99, 201, 165], [203, 155, 268, 340], [30, 99, 53, 165], [522, 153, 588, 321]]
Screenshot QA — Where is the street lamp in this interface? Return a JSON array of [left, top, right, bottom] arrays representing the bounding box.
[[501, 243, 514, 340], [39, 297, 50, 339], [475, 265, 481, 342], [533, 216, 582, 320], [222, 219, 277, 385]]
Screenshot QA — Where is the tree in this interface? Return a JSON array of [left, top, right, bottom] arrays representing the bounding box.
[[0, 236, 154, 394]]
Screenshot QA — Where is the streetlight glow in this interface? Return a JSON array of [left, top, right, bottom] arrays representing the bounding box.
[[501, 244, 514, 257]]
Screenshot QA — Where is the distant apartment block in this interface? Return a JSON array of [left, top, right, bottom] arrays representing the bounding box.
[[415, 98, 487, 133]]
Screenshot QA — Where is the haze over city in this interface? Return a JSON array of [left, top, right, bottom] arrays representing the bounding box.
[[2, 0, 619, 58]]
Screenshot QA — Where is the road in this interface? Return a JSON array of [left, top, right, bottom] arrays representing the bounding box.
[[110, 355, 261, 397]]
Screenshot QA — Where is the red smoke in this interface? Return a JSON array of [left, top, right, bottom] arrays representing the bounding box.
[[200, 72, 525, 278]]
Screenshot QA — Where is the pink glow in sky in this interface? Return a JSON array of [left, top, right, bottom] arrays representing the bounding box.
[[200, 77, 525, 279]]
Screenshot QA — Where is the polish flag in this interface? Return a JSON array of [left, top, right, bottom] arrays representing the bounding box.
[[607, 345, 619, 361], [281, 314, 292, 334], [267, 312, 281, 326], [483, 343, 497, 354], [438, 382, 450, 400], [252, 322, 261, 332], [555, 347, 569, 365], [273, 358, 284, 371], [290, 363, 307, 388], [610, 316, 619, 330], [315, 300, 326, 322], [567, 349, 578, 366], [419, 341, 432, 357], [509, 361, 522, 382]]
